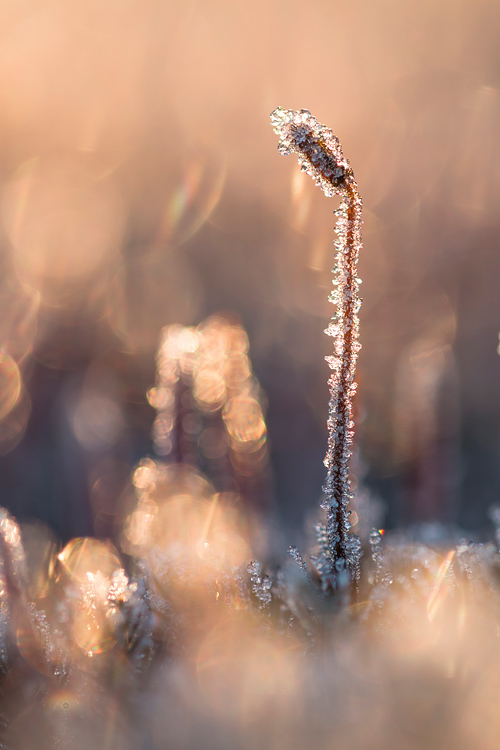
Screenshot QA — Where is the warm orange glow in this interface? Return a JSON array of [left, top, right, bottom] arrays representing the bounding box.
[[223, 395, 266, 444], [21, 522, 58, 598], [154, 491, 249, 571], [53, 538, 128, 658], [132, 458, 157, 490], [146, 386, 174, 411], [123, 502, 158, 548], [122, 462, 252, 600], [193, 367, 226, 411], [72, 597, 117, 656], [148, 317, 269, 487], [57, 537, 122, 585]]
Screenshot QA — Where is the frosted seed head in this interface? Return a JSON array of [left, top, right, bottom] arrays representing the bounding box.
[[270, 107, 354, 197]]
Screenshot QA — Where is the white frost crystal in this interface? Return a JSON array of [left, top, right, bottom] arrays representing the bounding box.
[[270, 107, 354, 197]]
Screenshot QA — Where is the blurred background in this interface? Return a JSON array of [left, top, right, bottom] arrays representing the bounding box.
[[0, 0, 498, 544]]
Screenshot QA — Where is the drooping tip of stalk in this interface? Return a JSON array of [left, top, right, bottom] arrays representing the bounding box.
[[270, 107, 354, 197]]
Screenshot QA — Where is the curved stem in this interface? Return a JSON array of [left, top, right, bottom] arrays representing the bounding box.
[[270, 108, 363, 588]]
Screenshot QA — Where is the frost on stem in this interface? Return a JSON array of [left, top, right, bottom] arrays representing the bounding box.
[[270, 107, 363, 590], [247, 560, 272, 611]]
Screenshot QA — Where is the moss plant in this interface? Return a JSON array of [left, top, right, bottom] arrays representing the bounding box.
[[270, 107, 363, 591]]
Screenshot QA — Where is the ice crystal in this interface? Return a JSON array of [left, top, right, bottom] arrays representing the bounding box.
[[247, 560, 272, 610], [369, 529, 384, 585], [270, 108, 354, 197], [287, 545, 311, 583], [271, 108, 363, 589], [310, 521, 334, 591]]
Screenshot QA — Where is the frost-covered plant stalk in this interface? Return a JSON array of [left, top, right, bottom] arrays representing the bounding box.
[[270, 108, 362, 589]]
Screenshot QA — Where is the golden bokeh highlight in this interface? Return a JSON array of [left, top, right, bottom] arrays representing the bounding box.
[[57, 537, 122, 585], [72, 598, 117, 657], [223, 396, 266, 444], [122, 502, 158, 550], [21, 521, 58, 599], [55, 538, 126, 658], [193, 367, 226, 412], [150, 316, 269, 483], [123, 461, 252, 606], [156, 493, 249, 570]]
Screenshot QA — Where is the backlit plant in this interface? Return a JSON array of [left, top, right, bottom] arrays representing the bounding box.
[[270, 107, 363, 591]]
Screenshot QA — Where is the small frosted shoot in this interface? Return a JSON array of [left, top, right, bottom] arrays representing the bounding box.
[[271, 107, 362, 590]]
